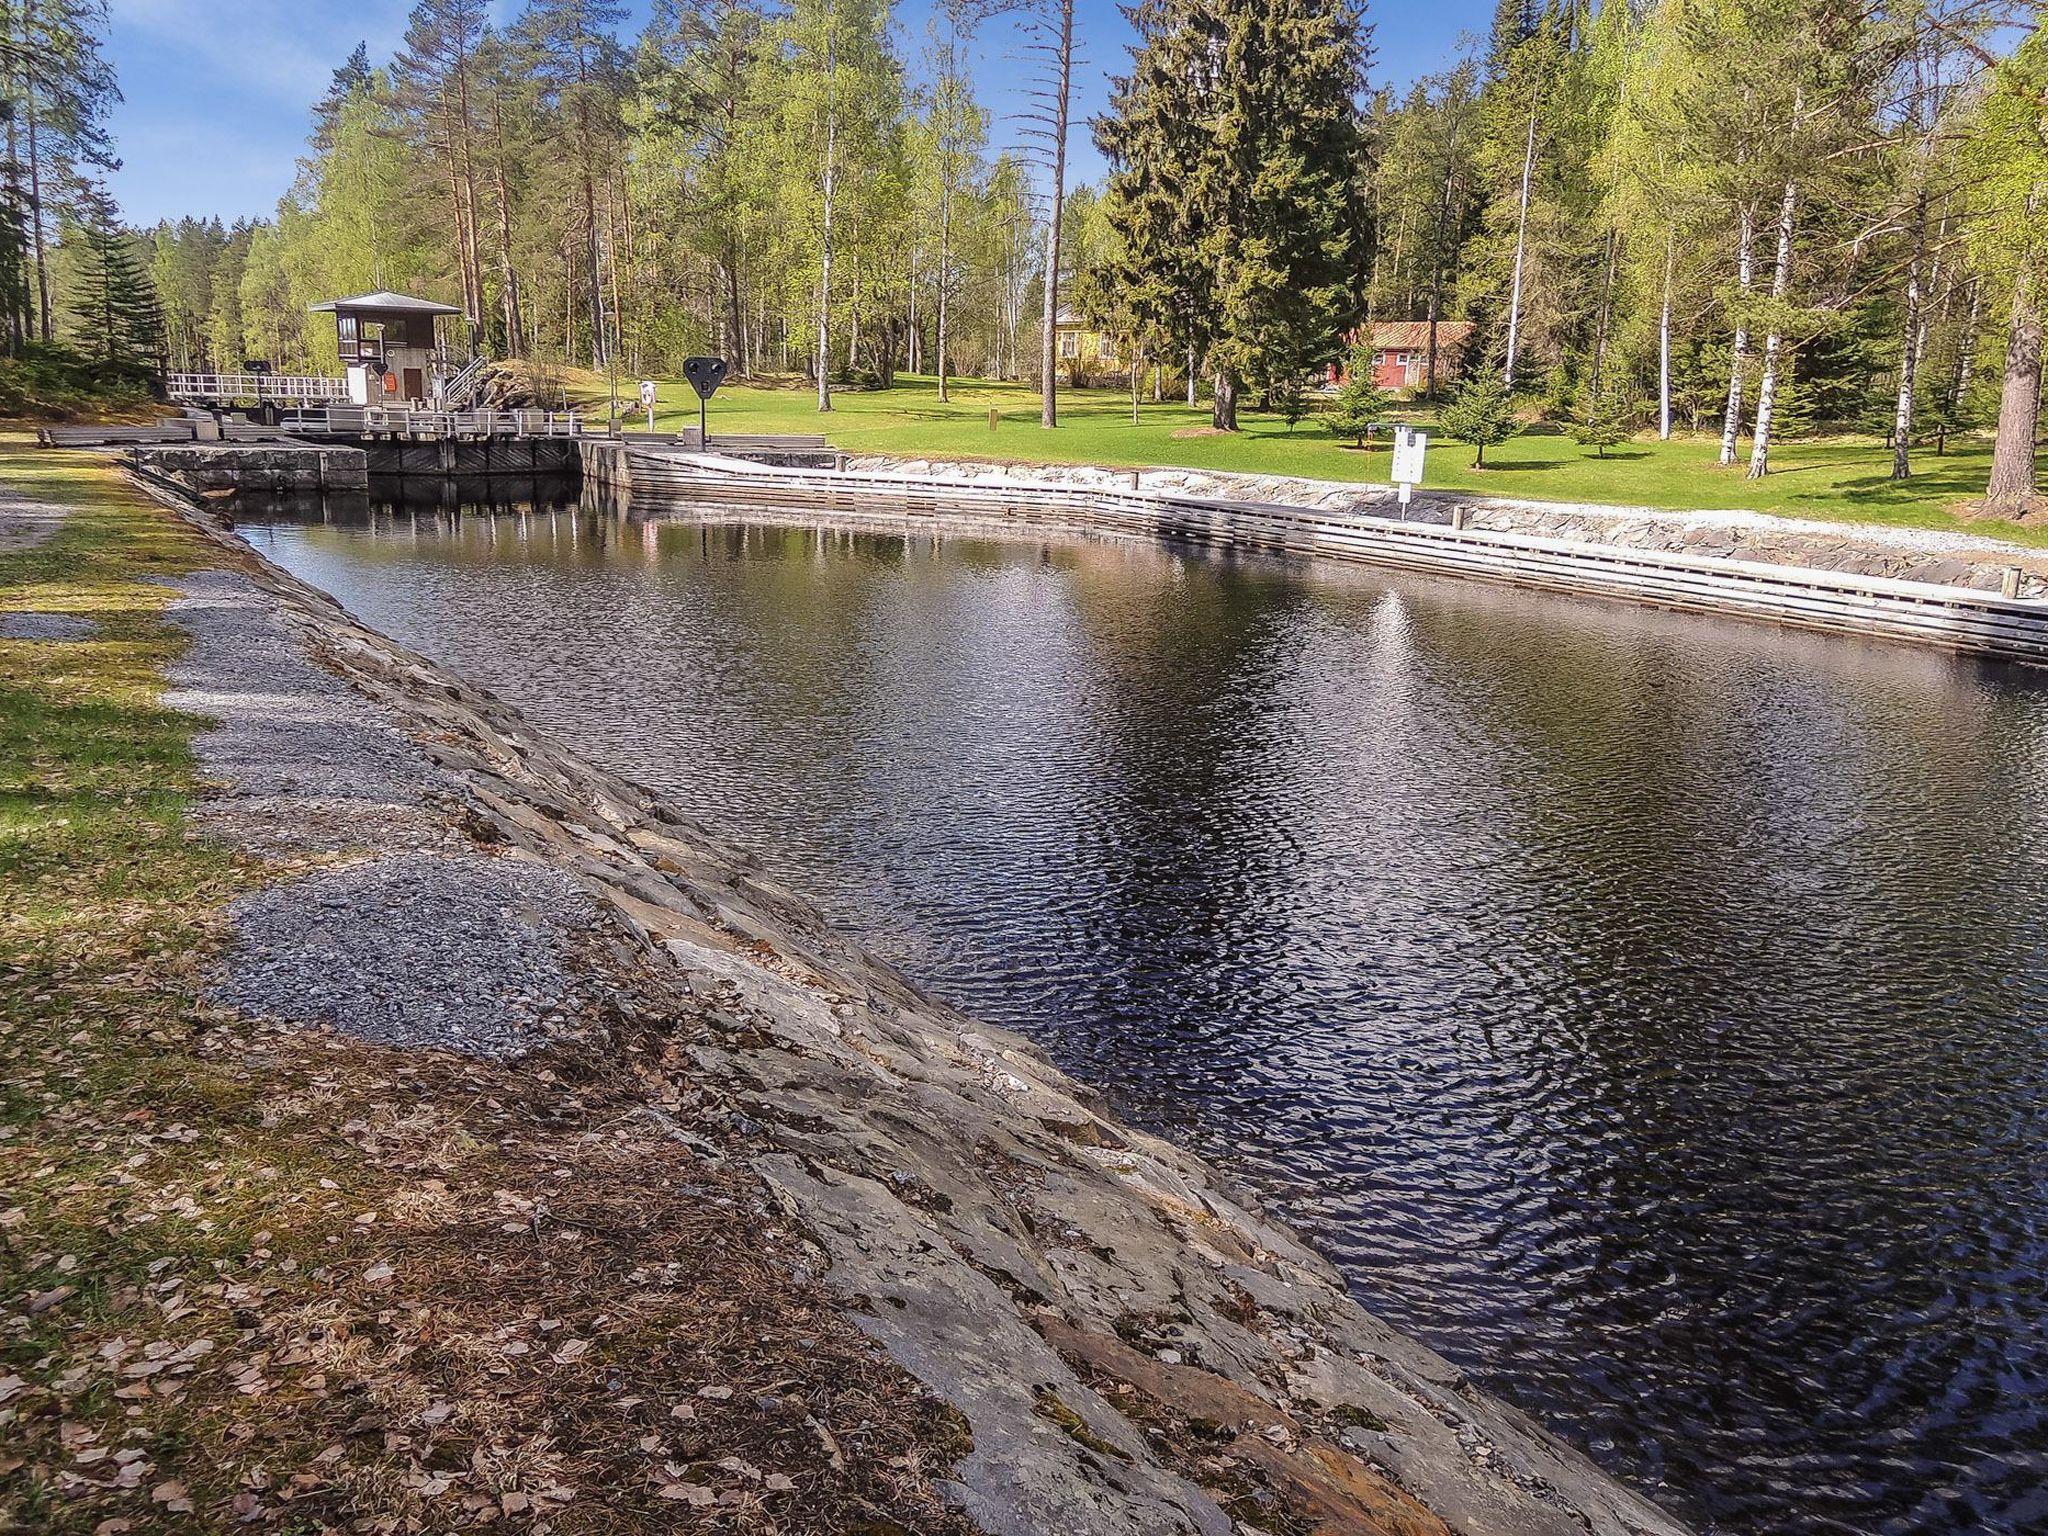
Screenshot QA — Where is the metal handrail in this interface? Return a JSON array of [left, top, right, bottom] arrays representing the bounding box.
[[436, 356, 492, 411], [277, 404, 592, 439]]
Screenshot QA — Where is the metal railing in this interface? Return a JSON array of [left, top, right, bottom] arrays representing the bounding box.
[[279, 405, 595, 439], [166, 372, 351, 405], [435, 356, 492, 411]]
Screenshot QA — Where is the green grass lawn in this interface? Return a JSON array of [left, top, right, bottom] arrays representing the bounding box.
[[582, 370, 2043, 547]]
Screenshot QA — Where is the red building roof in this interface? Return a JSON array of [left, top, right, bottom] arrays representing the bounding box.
[[1368, 320, 1475, 354]]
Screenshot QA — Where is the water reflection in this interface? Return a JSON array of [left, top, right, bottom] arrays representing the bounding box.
[[233, 489, 2048, 1535]]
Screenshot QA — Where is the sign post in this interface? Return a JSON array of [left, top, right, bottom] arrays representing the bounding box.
[[681, 356, 730, 451], [639, 379, 657, 434], [1390, 426, 1428, 519]]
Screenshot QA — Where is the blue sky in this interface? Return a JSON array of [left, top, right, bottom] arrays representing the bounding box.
[[103, 0, 1488, 228]]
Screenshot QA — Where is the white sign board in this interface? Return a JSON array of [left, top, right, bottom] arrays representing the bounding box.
[[1391, 427, 1428, 488], [639, 379, 658, 408]]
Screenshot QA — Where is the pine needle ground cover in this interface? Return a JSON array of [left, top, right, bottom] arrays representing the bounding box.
[[0, 443, 974, 1535], [607, 372, 2045, 547]]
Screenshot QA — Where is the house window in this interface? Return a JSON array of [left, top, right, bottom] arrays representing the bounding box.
[[337, 315, 359, 361], [1060, 330, 1080, 360]]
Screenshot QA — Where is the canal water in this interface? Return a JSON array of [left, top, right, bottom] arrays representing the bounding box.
[[236, 491, 2048, 1535]]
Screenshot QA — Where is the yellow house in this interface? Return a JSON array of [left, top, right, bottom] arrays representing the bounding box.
[[1053, 309, 1121, 372]]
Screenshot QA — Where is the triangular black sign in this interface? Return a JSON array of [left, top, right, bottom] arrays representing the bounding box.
[[683, 356, 730, 400]]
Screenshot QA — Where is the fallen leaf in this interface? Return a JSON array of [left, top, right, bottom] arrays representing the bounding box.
[[151, 1480, 192, 1513]]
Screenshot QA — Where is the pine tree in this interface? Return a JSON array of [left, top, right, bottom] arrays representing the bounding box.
[[1098, 0, 1372, 431], [1439, 368, 1519, 465], [67, 189, 164, 378]]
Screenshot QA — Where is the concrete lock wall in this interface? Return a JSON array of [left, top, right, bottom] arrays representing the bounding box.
[[130, 443, 369, 495], [841, 454, 2048, 601]]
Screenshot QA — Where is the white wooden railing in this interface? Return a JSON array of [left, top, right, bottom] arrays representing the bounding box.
[[166, 372, 351, 404]]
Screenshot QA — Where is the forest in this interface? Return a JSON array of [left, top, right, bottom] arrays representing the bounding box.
[[3, 0, 2046, 510]]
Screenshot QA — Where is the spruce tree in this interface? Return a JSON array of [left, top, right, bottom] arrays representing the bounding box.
[[1569, 374, 1630, 457], [67, 191, 164, 378], [1098, 0, 1372, 432], [1327, 338, 1389, 446], [1438, 369, 1519, 465]]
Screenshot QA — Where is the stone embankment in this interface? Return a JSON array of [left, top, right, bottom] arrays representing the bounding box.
[[133, 441, 369, 495], [847, 453, 2048, 598], [135, 473, 1694, 1536]]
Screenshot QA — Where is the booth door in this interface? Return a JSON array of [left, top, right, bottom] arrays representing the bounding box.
[[402, 368, 425, 401]]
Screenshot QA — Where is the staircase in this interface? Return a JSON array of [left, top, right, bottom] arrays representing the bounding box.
[[435, 355, 492, 411]]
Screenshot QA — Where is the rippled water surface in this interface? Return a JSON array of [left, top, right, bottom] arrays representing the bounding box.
[[238, 489, 2048, 1534]]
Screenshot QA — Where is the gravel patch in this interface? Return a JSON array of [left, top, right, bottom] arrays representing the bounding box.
[[1, 611, 97, 642], [212, 852, 594, 1057], [163, 569, 449, 855], [0, 487, 70, 552]]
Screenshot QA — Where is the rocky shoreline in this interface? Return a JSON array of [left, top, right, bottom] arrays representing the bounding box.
[[138, 471, 1694, 1536]]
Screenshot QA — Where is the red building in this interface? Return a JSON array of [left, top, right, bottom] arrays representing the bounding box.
[[1335, 321, 1476, 391]]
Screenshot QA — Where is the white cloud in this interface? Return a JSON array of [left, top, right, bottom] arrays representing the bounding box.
[[108, 0, 412, 105]]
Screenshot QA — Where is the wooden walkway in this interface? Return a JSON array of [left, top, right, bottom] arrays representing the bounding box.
[[594, 448, 2048, 668]]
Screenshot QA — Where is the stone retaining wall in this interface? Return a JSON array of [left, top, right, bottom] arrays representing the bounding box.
[[132, 441, 368, 495], [846, 453, 2048, 599]]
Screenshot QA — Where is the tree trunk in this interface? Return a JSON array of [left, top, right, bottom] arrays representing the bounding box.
[[488, 88, 524, 357], [1659, 227, 1674, 440], [1186, 340, 1196, 407], [1953, 278, 1982, 412], [1424, 149, 1459, 398], [1891, 187, 1929, 480], [1588, 225, 1620, 408], [23, 0, 50, 343], [1719, 203, 1754, 464], [816, 10, 838, 413], [1502, 89, 1537, 387], [1746, 175, 1799, 480], [1038, 0, 1074, 429], [1985, 260, 2042, 511], [1212, 368, 1238, 431], [937, 178, 951, 401]]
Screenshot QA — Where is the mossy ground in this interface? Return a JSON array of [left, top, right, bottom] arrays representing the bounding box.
[[0, 442, 974, 1535]]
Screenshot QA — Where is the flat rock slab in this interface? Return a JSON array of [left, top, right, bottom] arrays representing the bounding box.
[[213, 851, 595, 1057], [1, 611, 96, 642]]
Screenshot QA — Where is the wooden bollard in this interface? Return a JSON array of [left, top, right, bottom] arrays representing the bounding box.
[[988, 408, 1000, 433], [2003, 566, 2023, 599], [1449, 505, 1469, 531]]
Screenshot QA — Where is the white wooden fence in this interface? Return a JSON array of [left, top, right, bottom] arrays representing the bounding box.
[[166, 372, 351, 405]]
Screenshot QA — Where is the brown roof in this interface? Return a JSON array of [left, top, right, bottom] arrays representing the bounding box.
[[1369, 321, 1474, 352]]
